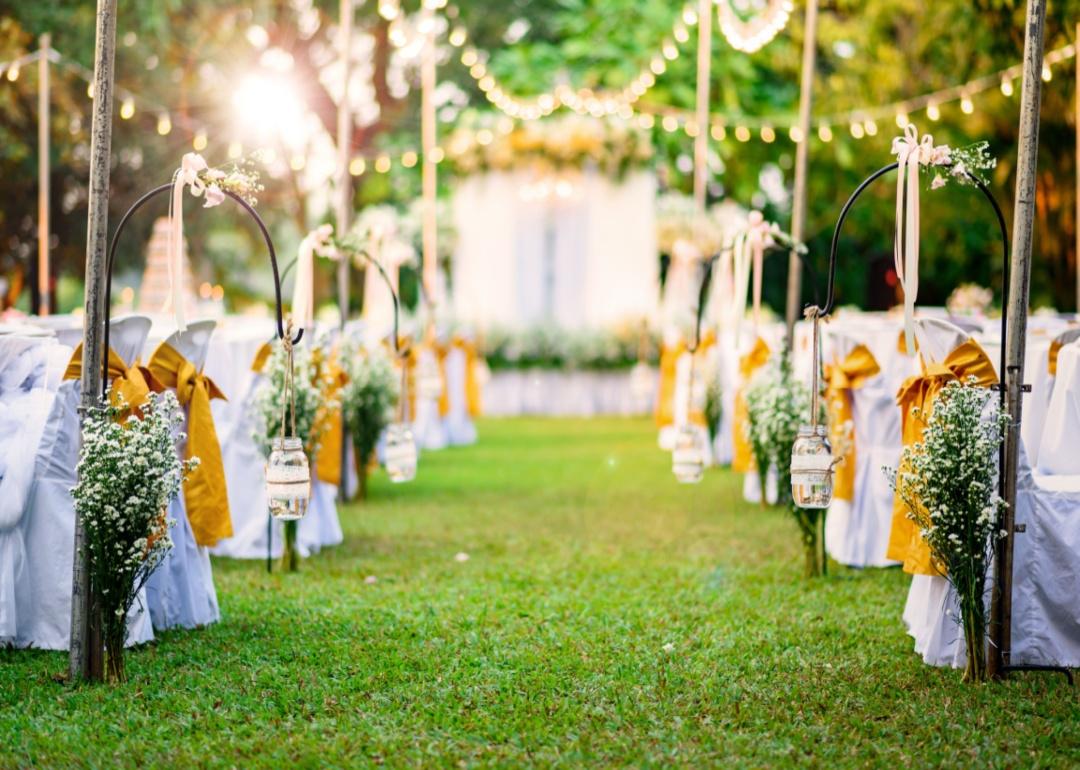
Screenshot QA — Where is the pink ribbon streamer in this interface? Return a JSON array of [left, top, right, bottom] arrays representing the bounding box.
[[166, 153, 224, 332]]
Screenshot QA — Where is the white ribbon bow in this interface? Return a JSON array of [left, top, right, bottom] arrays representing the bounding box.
[[167, 153, 224, 331], [291, 223, 335, 329], [731, 211, 776, 348], [891, 125, 950, 354]]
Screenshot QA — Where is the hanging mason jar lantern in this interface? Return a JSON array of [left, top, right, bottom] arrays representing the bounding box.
[[385, 422, 418, 483], [672, 424, 706, 484], [266, 436, 311, 519], [791, 425, 833, 508], [264, 325, 311, 518], [790, 308, 835, 508]]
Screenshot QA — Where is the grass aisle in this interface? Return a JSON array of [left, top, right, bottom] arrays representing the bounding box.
[[2, 417, 1078, 767]]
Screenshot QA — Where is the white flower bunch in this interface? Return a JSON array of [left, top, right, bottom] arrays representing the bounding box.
[[340, 342, 400, 469], [946, 283, 994, 317], [252, 340, 336, 460], [71, 390, 196, 677], [886, 377, 1009, 681], [745, 352, 810, 499]]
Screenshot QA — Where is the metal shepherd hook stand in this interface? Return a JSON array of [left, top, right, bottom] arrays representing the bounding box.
[[807, 161, 1070, 683]]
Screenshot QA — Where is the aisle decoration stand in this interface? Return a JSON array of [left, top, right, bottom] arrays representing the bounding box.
[[310, 225, 418, 483], [793, 125, 1067, 679]]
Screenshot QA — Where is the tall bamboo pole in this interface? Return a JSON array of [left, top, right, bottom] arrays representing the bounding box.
[[336, 0, 353, 499], [420, 3, 438, 308], [336, 0, 353, 328], [37, 35, 51, 316], [71, 0, 118, 683], [990, 0, 1047, 680], [692, 0, 712, 212], [1075, 22, 1079, 312], [783, 0, 818, 347]]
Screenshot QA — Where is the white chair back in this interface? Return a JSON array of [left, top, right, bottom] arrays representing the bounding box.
[[162, 319, 216, 371], [109, 315, 153, 365], [1053, 326, 1080, 349], [915, 318, 968, 364], [55, 326, 84, 349]]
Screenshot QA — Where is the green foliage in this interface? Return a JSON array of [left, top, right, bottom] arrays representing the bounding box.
[[2, 418, 1078, 765], [341, 343, 400, 467]]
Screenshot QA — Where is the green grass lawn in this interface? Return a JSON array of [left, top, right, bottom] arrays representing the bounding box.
[[2, 417, 1078, 768]]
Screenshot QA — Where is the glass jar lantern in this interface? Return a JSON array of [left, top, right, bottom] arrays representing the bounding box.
[[672, 424, 706, 484], [265, 436, 311, 520], [790, 424, 834, 509], [385, 422, 418, 483]]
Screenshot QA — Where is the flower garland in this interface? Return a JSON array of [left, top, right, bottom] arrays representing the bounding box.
[[444, 114, 653, 179], [71, 390, 197, 681], [887, 378, 1009, 682]]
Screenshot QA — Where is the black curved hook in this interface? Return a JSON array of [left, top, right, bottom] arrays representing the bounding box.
[[810, 159, 1010, 504], [689, 240, 818, 354], [102, 182, 301, 399]]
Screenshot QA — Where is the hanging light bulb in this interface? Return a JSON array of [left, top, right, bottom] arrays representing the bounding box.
[[119, 96, 135, 120], [1000, 77, 1014, 96], [894, 112, 908, 129], [818, 124, 833, 142], [6, 63, 19, 82], [863, 119, 878, 136], [734, 125, 751, 142], [711, 123, 727, 141], [375, 155, 392, 173], [682, 6, 698, 26], [193, 129, 208, 152], [960, 95, 974, 114], [849, 122, 865, 139], [661, 115, 679, 133], [788, 125, 803, 143], [349, 157, 366, 176], [1042, 63, 1052, 82], [760, 125, 776, 143], [449, 27, 467, 47], [401, 150, 418, 168], [157, 113, 172, 135], [926, 102, 941, 121]]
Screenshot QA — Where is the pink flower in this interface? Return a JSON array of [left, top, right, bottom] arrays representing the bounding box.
[[930, 174, 947, 190], [203, 184, 225, 208]]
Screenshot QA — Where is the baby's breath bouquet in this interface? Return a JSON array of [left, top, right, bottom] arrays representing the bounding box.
[[340, 342, 400, 499], [746, 352, 824, 577], [887, 379, 1009, 682], [252, 340, 337, 570], [72, 390, 197, 682]]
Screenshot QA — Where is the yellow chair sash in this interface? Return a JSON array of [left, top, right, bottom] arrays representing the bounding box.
[[896, 329, 918, 356], [315, 348, 349, 486], [1048, 338, 1063, 377], [436, 342, 452, 418], [654, 340, 687, 429], [887, 338, 998, 575], [148, 342, 232, 548], [459, 338, 483, 418], [64, 344, 164, 418], [732, 337, 771, 473], [823, 345, 881, 503], [251, 341, 273, 373]]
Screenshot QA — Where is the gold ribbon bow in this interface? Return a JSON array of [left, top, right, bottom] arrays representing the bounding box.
[[823, 345, 881, 503], [732, 336, 772, 473], [148, 342, 232, 547], [654, 332, 717, 430], [436, 340, 452, 418], [315, 345, 349, 486], [64, 344, 165, 418], [251, 341, 273, 373], [887, 338, 997, 575]]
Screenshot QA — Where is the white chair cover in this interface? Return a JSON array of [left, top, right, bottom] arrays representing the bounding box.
[[13, 316, 155, 649], [144, 319, 220, 631], [443, 343, 478, 446], [413, 346, 449, 451]]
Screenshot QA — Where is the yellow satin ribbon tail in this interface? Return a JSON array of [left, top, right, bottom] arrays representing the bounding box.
[[148, 342, 232, 547]]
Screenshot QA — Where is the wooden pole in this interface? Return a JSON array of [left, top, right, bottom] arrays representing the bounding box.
[[37, 35, 51, 316], [783, 0, 818, 348], [336, 0, 353, 329], [692, 0, 711, 212], [336, 0, 353, 499], [990, 0, 1047, 680], [1075, 22, 1079, 312], [71, 0, 118, 683], [420, 2, 438, 308]]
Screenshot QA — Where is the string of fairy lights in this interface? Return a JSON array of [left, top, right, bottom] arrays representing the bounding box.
[[0, 16, 1076, 176]]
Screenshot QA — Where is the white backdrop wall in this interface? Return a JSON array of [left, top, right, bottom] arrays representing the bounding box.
[[451, 170, 659, 330]]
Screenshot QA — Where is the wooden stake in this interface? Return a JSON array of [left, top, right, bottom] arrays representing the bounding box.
[[693, 0, 712, 213], [336, 0, 353, 500], [1075, 22, 1079, 312], [990, 0, 1047, 680], [784, 0, 818, 347], [420, 3, 438, 306], [37, 35, 51, 316], [71, 0, 118, 683], [336, 0, 353, 328]]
